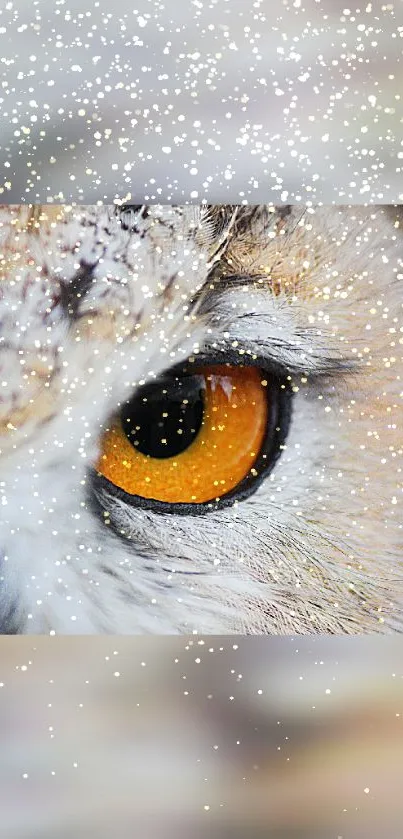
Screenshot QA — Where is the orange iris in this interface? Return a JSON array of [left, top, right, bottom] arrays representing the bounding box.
[[96, 364, 269, 504]]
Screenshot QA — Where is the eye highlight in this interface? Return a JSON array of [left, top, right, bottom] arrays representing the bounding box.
[[96, 363, 289, 509]]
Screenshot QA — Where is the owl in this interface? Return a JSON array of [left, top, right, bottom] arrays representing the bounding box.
[[0, 203, 402, 634]]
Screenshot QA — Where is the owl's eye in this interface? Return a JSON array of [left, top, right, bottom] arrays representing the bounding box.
[[95, 363, 291, 512]]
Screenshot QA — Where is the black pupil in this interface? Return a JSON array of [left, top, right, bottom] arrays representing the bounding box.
[[121, 375, 205, 459]]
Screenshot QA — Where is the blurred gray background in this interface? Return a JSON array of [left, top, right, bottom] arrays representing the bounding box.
[[0, 0, 402, 204], [0, 636, 403, 838]]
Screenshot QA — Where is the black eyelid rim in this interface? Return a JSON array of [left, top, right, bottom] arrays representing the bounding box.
[[151, 346, 296, 385], [91, 364, 293, 518], [178, 347, 304, 390]]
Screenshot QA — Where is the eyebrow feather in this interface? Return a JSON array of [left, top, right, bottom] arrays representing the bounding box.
[[195, 277, 362, 378]]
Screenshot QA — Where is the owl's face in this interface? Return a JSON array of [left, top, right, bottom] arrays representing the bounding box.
[[0, 204, 402, 634]]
